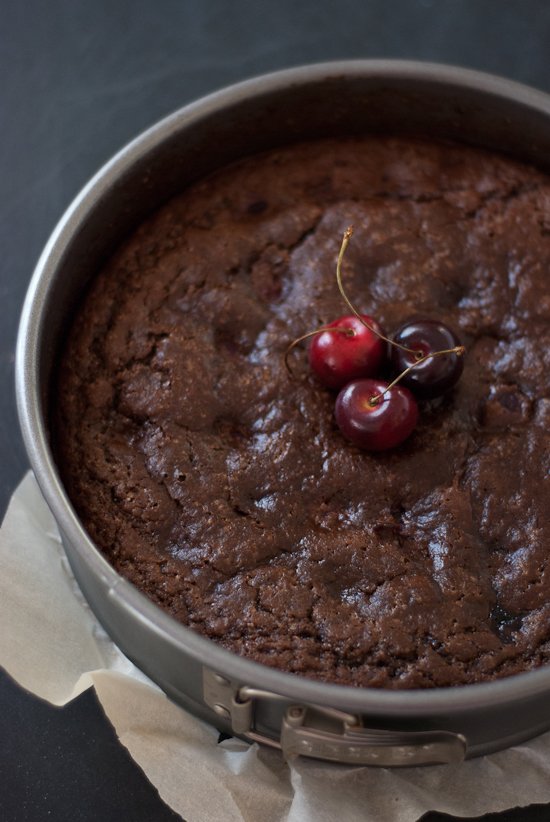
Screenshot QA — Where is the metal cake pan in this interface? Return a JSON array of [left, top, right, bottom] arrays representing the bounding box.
[[16, 60, 550, 766]]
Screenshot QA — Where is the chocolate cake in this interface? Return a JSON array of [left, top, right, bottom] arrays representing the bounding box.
[[54, 137, 550, 689]]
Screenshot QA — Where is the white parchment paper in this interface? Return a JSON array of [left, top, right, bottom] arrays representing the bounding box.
[[2, 472, 550, 822]]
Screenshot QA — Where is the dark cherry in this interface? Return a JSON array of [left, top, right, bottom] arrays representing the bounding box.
[[308, 314, 386, 390], [334, 378, 418, 451], [390, 319, 464, 399]]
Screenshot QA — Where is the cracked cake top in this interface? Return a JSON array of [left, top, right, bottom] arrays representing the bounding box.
[[55, 137, 550, 688]]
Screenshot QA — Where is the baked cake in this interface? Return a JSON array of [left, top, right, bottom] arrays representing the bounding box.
[[54, 137, 550, 688]]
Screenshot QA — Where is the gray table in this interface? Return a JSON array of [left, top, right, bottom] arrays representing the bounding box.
[[2, 2, 550, 819]]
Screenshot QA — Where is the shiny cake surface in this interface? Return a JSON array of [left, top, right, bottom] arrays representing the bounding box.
[[55, 137, 550, 688]]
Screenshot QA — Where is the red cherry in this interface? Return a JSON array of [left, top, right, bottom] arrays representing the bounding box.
[[391, 319, 464, 399], [308, 314, 386, 390], [334, 378, 418, 451]]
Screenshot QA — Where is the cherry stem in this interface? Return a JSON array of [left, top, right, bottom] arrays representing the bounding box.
[[284, 226, 467, 382], [368, 344, 466, 405], [284, 326, 355, 376], [336, 227, 418, 356]]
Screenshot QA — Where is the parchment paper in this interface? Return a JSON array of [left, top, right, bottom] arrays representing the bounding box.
[[2, 472, 550, 822]]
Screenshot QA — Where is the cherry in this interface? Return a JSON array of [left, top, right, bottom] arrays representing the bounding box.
[[390, 319, 464, 399], [308, 314, 387, 390], [335, 378, 418, 451]]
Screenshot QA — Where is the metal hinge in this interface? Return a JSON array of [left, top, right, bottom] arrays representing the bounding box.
[[202, 668, 286, 745], [202, 668, 467, 766]]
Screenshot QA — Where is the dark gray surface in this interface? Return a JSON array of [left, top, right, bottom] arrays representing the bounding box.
[[2, 1, 550, 819]]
